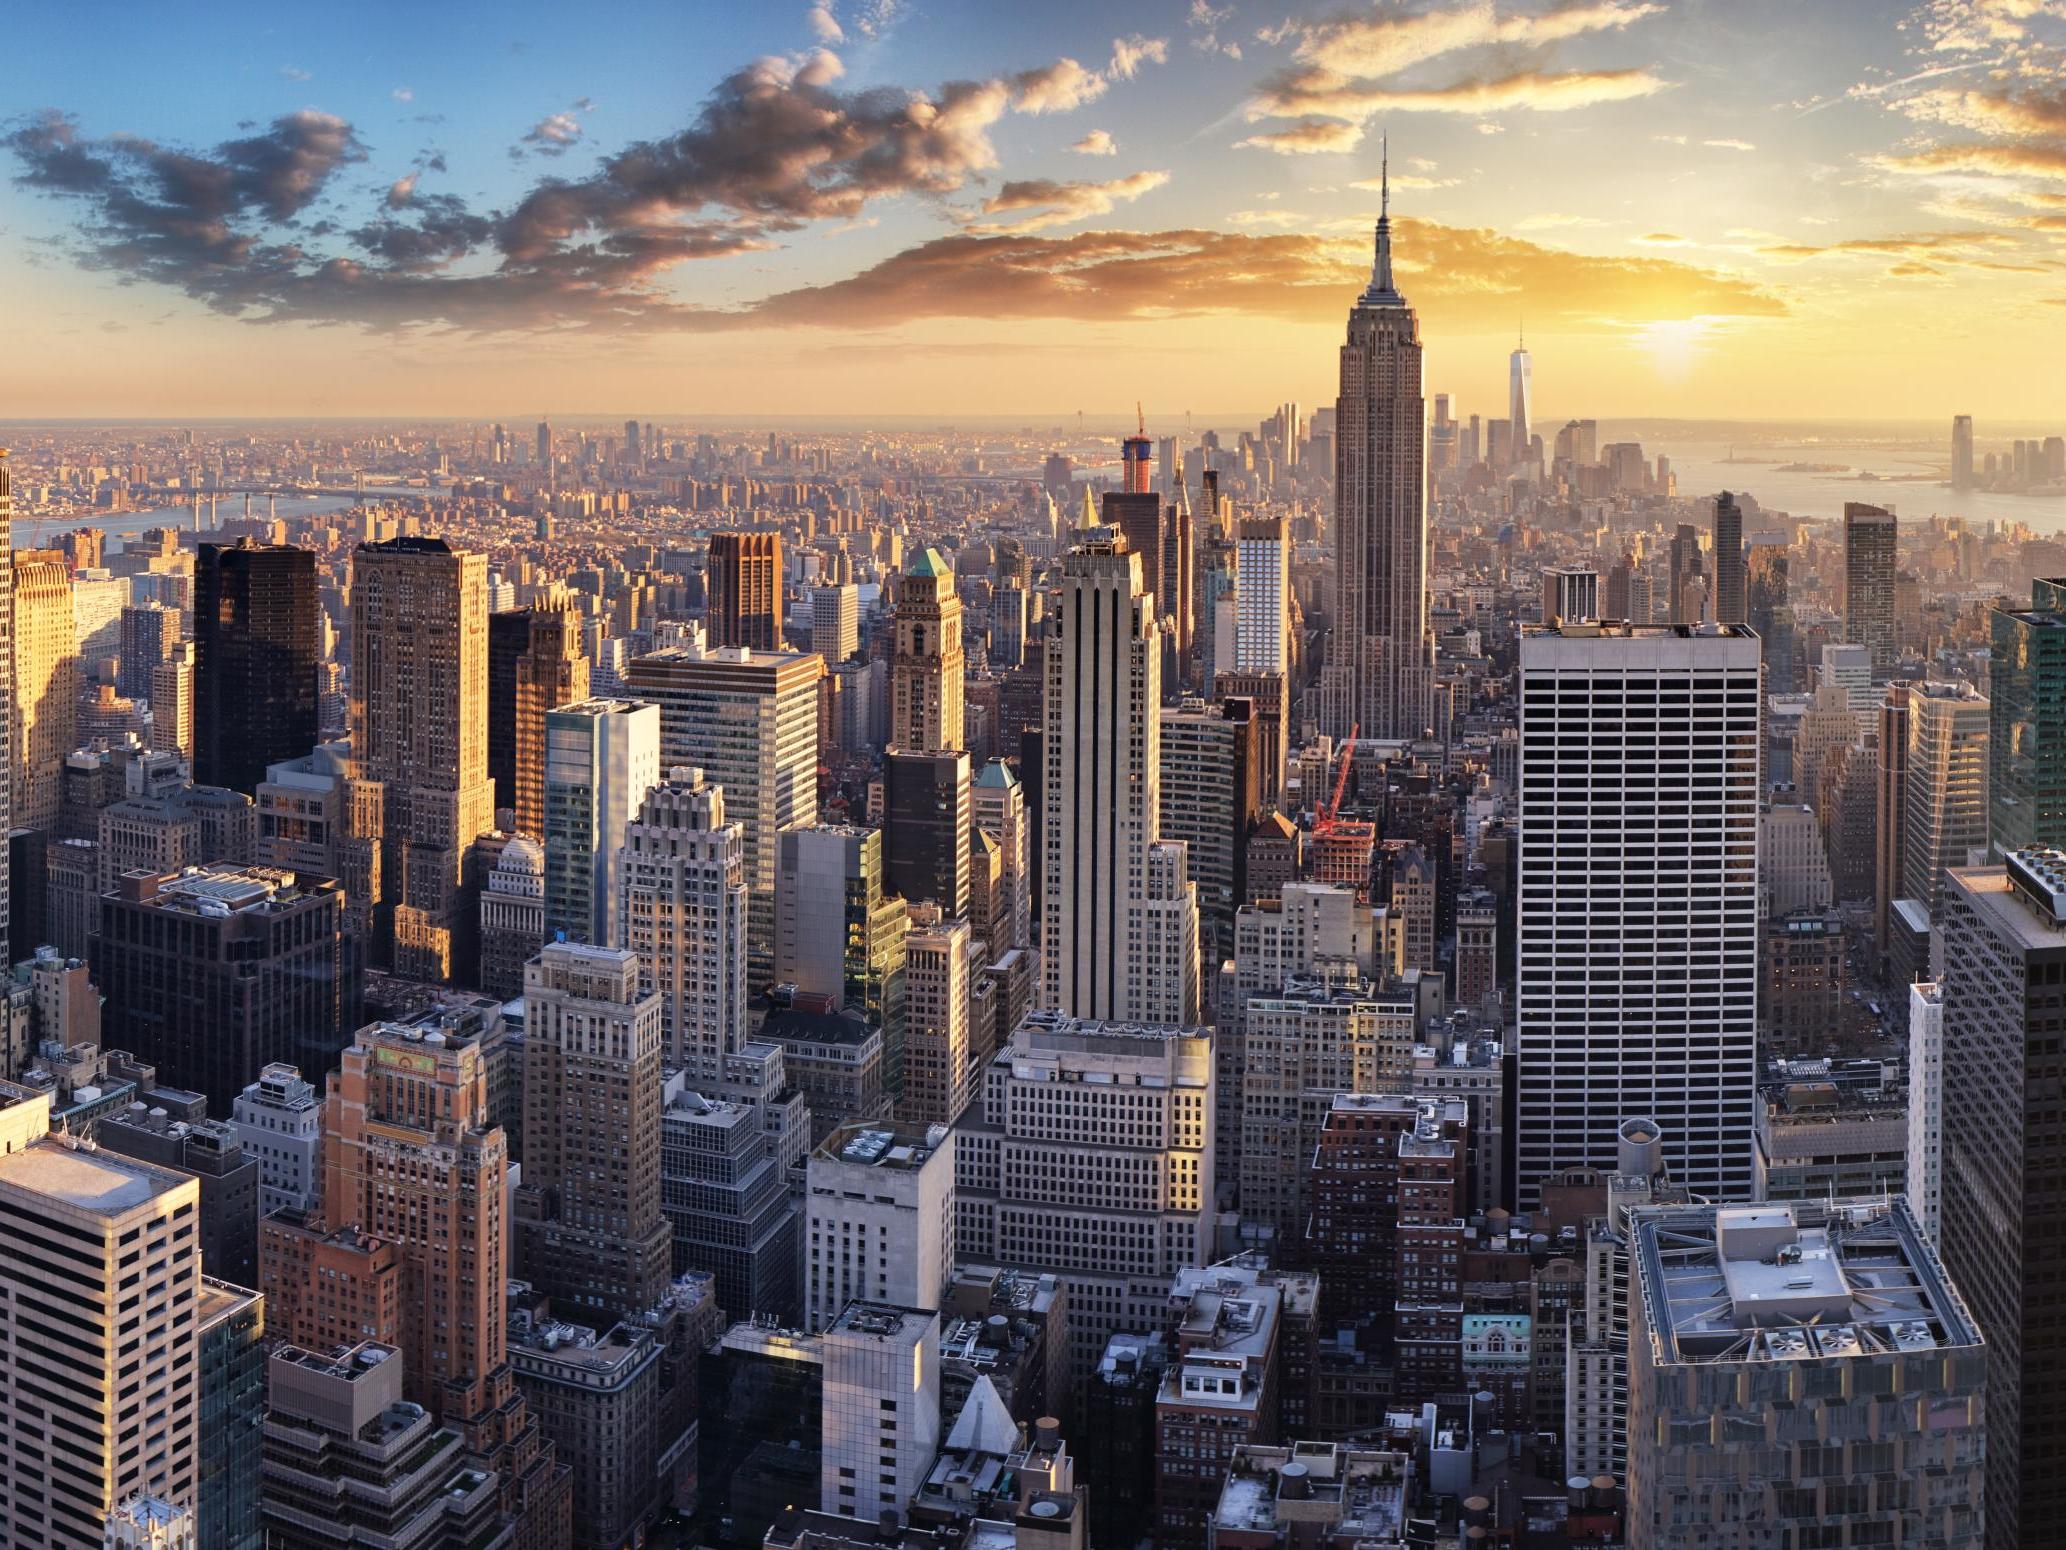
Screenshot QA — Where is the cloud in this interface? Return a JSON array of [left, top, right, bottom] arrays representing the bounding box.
[[1918, 0, 2066, 53], [1109, 34, 1170, 79], [1704, 138, 1757, 151], [1010, 58, 1109, 113], [1236, 119, 1366, 154], [1253, 66, 1669, 120], [962, 170, 1170, 235], [391, 87, 414, 103], [1873, 141, 2066, 180], [807, 2, 844, 43], [1188, 0, 1243, 58], [523, 111, 585, 155], [1753, 229, 2043, 270], [387, 171, 419, 208], [1635, 231, 1689, 245], [742, 219, 1787, 331], [1476, 120, 1506, 133], [1070, 129, 1117, 155], [280, 65, 312, 82], [1894, 84, 2066, 138], [1515, 212, 1608, 230], [1279, 0, 1663, 78]]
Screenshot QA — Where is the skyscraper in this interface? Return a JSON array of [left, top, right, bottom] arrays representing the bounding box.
[[619, 765, 749, 1081], [1843, 502, 1899, 677], [540, 697, 659, 945], [1508, 332, 1532, 473], [193, 542, 319, 797], [1901, 681, 1990, 913], [1325, 161, 1432, 741], [1952, 414, 1974, 490], [0, 454, 13, 968], [1937, 849, 2066, 1544], [890, 548, 965, 753], [343, 536, 495, 982], [708, 531, 785, 650], [517, 942, 672, 1317], [1710, 491, 1745, 625], [627, 641, 822, 990], [501, 601, 589, 834], [94, 865, 353, 1113], [1516, 623, 1762, 1205], [1234, 517, 1289, 673], [321, 1015, 570, 1538], [13, 547, 75, 835], [1990, 578, 2066, 856], [899, 905, 972, 1126], [0, 1085, 201, 1550], [1745, 543, 1795, 693], [1040, 529, 1197, 1022]]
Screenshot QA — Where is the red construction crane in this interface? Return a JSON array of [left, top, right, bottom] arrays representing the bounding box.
[[1314, 723, 1358, 837]]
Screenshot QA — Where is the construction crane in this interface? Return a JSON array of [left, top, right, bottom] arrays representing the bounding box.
[[1314, 724, 1359, 836]]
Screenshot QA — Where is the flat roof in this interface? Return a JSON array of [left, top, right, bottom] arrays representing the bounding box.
[[0, 1138, 191, 1215]]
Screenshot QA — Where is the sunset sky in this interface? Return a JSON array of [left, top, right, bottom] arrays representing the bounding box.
[[5, 0, 2064, 423]]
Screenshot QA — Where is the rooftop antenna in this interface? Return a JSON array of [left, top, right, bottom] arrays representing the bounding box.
[[1137, 401, 1145, 437]]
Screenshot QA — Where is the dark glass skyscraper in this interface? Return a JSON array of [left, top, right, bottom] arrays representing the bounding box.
[[195, 540, 318, 794], [1990, 578, 2066, 856]]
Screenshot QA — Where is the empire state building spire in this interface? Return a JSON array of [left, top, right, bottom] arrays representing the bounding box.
[[1361, 136, 1405, 308]]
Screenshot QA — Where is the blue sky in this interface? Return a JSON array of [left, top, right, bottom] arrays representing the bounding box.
[[4, 0, 2063, 419]]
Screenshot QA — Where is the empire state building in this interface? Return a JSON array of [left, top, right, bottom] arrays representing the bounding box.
[[1325, 160, 1433, 742]]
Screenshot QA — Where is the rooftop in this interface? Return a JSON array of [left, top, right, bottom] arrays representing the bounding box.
[[815, 1120, 948, 1171], [1632, 1198, 1983, 1367], [1213, 1444, 1408, 1540], [830, 1301, 936, 1344], [0, 1135, 191, 1215]]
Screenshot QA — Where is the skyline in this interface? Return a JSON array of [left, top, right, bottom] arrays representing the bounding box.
[[3, 0, 2065, 421]]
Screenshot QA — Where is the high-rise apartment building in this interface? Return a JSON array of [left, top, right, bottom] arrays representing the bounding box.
[[971, 759, 1030, 953], [804, 1119, 955, 1331], [151, 640, 196, 760], [819, 1303, 942, 1522], [259, 1342, 505, 1550], [890, 549, 965, 753], [777, 825, 909, 1088], [193, 541, 319, 797], [1901, 681, 1989, 913], [1325, 172, 1432, 741], [1842, 502, 1899, 677], [320, 1016, 569, 1540], [1906, 979, 1944, 1242], [14, 547, 76, 835], [955, 1011, 1214, 1375], [117, 601, 176, 703], [541, 697, 659, 945], [1990, 578, 2066, 856], [1516, 623, 1762, 1205], [344, 536, 495, 982], [0, 1085, 200, 1550], [708, 532, 785, 650], [619, 765, 749, 1080], [1937, 849, 2066, 1544], [1626, 1198, 1984, 1550], [810, 582, 860, 666], [900, 905, 973, 1126], [1040, 531, 1198, 1021], [516, 942, 672, 1317], [1234, 517, 1289, 674], [1710, 491, 1745, 625], [0, 457, 12, 967], [95, 865, 352, 1113], [626, 642, 821, 990], [232, 1062, 324, 1217], [1159, 696, 1264, 970], [501, 601, 590, 834], [1874, 681, 1915, 964]]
